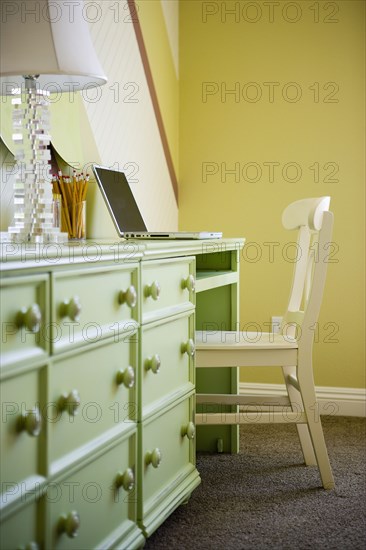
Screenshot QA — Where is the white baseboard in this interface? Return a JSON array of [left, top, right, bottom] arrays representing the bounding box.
[[239, 382, 366, 418]]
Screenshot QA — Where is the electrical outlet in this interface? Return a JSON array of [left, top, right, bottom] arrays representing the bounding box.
[[271, 316, 283, 333]]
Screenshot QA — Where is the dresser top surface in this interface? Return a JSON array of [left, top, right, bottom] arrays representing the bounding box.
[[133, 237, 245, 260], [0, 238, 245, 271]]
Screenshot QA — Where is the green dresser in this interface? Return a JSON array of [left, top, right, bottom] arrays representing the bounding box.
[[0, 237, 243, 549]]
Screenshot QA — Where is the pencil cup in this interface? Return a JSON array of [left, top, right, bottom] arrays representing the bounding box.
[[67, 201, 86, 240], [53, 172, 89, 241]]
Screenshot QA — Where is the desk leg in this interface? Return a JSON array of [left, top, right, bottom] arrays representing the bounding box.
[[195, 284, 239, 453]]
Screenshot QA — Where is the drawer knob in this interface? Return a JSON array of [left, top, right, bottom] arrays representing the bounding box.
[[58, 390, 81, 416], [115, 467, 135, 492], [18, 407, 42, 437], [144, 281, 161, 301], [181, 421, 196, 440], [118, 285, 137, 308], [182, 274, 195, 292], [145, 354, 161, 374], [181, 338, 195, 357], [146, 448, 162, 468], [58, 510, 80, 538], [16, 304, 42, 333], [116, 366, 135, 388], [60, 296, 82, 321]]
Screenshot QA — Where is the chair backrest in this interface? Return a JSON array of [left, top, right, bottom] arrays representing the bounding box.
[[281, 197, 334, 347]]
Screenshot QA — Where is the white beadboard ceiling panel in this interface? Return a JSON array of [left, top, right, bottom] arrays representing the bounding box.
[[83, 0, 178, 231]]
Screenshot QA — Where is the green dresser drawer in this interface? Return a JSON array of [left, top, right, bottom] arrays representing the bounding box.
[[139, 393, 199, 535], [49, 338, 137, 473], [141, 312, 195, 418], [52, 264, 139, 353], [141, 258, 195, 322], [0, 274, 48, 368], [0, 500, 41, 550], [46, 432, 141, 550], [0, 367, 45, 489]]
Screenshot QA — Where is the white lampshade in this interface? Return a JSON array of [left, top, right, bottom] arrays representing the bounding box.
[[0, 0, 107, 93]]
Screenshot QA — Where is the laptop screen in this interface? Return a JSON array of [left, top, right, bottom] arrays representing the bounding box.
[[93, 166, 147, 232]]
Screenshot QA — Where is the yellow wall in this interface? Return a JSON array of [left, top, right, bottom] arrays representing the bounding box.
[[179, 0, 365, 388], [138, 0, 179, 177]]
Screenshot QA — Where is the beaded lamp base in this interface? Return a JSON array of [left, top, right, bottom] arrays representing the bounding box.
[[6, 77, 68, 244]]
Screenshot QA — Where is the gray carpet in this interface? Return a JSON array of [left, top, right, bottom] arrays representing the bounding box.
[[144, 417, 366, 549]]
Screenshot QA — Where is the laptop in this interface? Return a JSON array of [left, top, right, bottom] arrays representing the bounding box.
[[92, 165, 222, 240]]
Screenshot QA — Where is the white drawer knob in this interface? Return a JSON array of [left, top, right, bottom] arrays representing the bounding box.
[[116, 366, 135, 388], [182, 274, 195, 292], [115, 467, 135, 492], [60, 296, 82, 321], [146, 448, 162, 468], [58, 510, 80, 538], [118, 285, 137, 308], [16, 304, 42, 333], [144, 281, 161, 301], [181, 421, 196, 440], [145, 354, 161, 374], [58, 389, 81, 416], [18, 407, 42, 437], [181, 338, 195, 357]]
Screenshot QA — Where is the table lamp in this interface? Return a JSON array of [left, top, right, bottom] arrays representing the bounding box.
[[0, 0, 107, 243]]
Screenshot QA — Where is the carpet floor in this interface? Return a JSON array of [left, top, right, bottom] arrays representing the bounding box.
[[144, 416, 366, 549]]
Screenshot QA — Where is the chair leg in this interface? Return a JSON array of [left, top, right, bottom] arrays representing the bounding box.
[[283, 366, 316, 466], [298, 368, 335, 489]]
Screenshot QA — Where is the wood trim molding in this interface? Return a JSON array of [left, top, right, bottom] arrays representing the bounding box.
[[239, 382, 366, 417], [127, 0, 179, 204]]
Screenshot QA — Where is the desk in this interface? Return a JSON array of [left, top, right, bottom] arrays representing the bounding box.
[[0, 237, 244, 548]]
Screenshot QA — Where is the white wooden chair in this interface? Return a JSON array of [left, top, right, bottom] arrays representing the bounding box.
[[195, 197, 335, 489]]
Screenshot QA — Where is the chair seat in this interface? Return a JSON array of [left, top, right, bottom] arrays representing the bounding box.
[[196, 330, 298, 350]]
